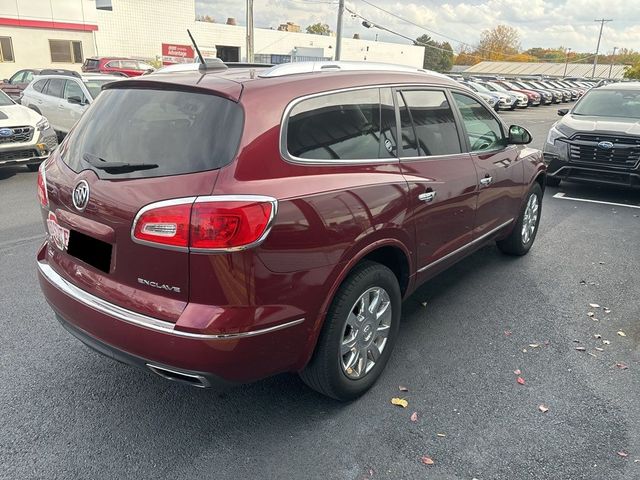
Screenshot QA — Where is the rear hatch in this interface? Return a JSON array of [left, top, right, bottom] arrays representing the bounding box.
[[41, 79, 244, 321]]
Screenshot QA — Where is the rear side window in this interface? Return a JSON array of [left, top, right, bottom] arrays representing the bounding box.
[[61, 88, 244, 179], [399, 90, 461, 157], [45, 78, 65, 98], [85, 59, 99, 69], [33, 79, 48, 93], [286, 88, 397, 161]]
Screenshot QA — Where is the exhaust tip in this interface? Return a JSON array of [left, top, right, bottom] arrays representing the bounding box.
[[146, 363, 210, 388]]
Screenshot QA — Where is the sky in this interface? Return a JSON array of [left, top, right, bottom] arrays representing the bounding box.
[[195, 0, 640, 54]]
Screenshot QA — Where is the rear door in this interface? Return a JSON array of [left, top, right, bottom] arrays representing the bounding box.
[[41, 82, 244, 320], [450, 91, 524, 236], [396, 88, 478, 277], [59, 79, 86, 132], [41, 78, 65, 128]]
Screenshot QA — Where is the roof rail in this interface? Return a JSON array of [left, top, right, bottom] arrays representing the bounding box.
[[225, 62, 273, 69], [38, 68, 81, 78], [258, 61, 445, 79]]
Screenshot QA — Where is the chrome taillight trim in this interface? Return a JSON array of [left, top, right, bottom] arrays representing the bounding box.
[[38, 261, 304, 339], [130, 195, 278, 254], [38, 161, 49, 207]]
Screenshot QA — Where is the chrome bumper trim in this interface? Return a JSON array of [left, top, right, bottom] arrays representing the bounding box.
[[37, 261, 304, 340]]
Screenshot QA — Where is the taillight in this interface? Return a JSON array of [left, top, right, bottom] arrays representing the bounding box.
[[132, 196, 277, 252], [37, 162, 48, 208]]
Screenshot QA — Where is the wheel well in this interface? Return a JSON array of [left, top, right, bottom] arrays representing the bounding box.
[[29, 106, 41, 114], [362, 246, 410, 296], [535, 173, 546, 192]]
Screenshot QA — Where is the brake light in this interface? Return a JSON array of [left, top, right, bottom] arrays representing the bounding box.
[[132, 196, 277, 252], [37, 163, 48, 208]]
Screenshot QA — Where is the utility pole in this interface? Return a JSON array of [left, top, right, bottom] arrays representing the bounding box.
[[246, 0, 254, 63], [608, 46, 618, 79], [592, 19, 612, 78], [563, 47, 571, 77], [335, 0, 344, 60]]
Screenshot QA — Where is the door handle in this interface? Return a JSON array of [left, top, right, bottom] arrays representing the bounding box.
[[418, 191, 437, 203], [480, 176, 493, 187]]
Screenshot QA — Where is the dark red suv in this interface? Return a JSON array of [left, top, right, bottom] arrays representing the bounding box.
[[81, 57, 155, 77], [37, 62, 546, 400]]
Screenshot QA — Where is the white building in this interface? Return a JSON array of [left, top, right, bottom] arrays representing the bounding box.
[[0, 0, 424, 78]]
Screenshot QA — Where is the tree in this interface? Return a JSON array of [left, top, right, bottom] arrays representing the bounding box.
[[454, 46, 482, 66], [415, 35, 454, 72], [477, 25, 521, 60], [624, 64, 640, 79], [306, 23, 331, 35]]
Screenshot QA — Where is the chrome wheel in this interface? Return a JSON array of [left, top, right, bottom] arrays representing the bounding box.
[[521, 193, 539, 245], [340, 287, 392, 380]]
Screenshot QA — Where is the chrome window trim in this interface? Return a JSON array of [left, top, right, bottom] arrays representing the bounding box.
[[417, 219, 514, 273], [130, 195, 278, 254], [279, 82, 466, 167], [38, 261, 304, 340]]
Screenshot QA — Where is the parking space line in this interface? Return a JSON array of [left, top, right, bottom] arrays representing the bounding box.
[[553, 192, 640, 209]]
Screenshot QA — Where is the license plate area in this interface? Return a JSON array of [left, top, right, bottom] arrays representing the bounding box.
[[67, 230, 113, 274]]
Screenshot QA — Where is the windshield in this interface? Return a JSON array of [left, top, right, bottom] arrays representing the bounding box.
[[83, 80, 116, 99], [467, 81, 490, 93], [573, 88, 640, 118], [0, 90, 14, 106], [487, 83, 508, 92], [62, 87, 244, 179]]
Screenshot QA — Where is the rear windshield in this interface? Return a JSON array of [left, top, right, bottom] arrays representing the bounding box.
[[573, 89, 640, 118], [61, 88, 244, 179], [83, 80, 115, 99]]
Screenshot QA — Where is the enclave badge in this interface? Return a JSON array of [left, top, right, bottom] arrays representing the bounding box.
[[72, 180, 90, 211]]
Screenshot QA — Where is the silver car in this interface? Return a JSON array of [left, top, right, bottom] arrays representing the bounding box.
[[0, 89, 57, 171]]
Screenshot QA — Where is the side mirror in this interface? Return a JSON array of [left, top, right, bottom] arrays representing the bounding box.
[[557, 108, 569, 116], [3, 79, 9, 83], [68, 96, 85, 105], [508, 125, 532, 145]]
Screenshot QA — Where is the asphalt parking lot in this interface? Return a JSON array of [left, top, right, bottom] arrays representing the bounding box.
[[1, 105, 639, 480]]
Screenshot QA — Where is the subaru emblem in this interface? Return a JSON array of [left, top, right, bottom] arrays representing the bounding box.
[[597, 141, 614, 150], [72, 180, 90, 211], [0, 128, 13, 137]]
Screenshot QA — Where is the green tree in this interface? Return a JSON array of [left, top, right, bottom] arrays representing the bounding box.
[[416, 35, 454, 72], [306, 23, 331, 35], [624, 63, 640, 79]]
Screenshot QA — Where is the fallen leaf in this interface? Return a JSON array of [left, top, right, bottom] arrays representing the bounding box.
[[421, 456, 434, 465], [603, 340, 611, 345], [516, 377, 526, 385], [579, 280, 587, 285], [599, 261, 605, 265], [575, 346, 586, 351], [504, 330, 512, 336], [604, 308, 611, 314], [617, 451, 629, 458], [616, 363, 629, 370], [410, 412, 418, 422], [573, 339, 581, 343], [513, 369, 522, 375], [538, 404, 549, 413], [399, 386, 409, 392], [436, 433, 446, 437], [391, 397, 408, 408], [593, 334, 602, 339], [617, 331, 626, 337], [522, 349, 528, 353], [595, 347, 604, 352], [529, 344, 540, 348], [588, 352, 597, 357], [587, 312, 595, 317], [421, 301, 428, 308], [592, 318, 600, 322], [589, 303, 601, 308]]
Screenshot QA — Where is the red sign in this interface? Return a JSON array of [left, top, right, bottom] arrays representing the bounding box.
[[161, 43, 194, 65]]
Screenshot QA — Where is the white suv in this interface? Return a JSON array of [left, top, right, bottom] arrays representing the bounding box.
[[21, 70, 121, 136]]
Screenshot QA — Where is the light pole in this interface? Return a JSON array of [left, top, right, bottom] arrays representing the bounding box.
[[335, 0, 345, 60], [246, 0, 254, 63], [563, 47, 571, 77], [592, 19, 612, 78], [608, 46, 618, 79]]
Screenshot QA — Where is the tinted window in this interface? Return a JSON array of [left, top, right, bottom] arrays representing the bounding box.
[[45, 78, 65, 98], [452, 92, 505, 152], [287, 88, 396, 161], [397, 92, 419, 157], [400, 90, 462, 156], [120, 60, 137, 69], [62, 88, 244, 179], [573, 89, 640, 118], [63, 80, 85, 102], [0, 90, 13, 106], [85, 59, 100, 69], [83, 80, 112, 99], [33, 79, 48, 93]]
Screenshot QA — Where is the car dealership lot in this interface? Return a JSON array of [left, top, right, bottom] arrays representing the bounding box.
[[1, 106, 638, 479]]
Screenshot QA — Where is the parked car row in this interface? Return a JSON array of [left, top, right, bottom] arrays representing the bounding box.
[[450, 75, 595, 112]]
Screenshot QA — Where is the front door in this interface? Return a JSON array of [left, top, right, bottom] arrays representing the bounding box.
[[451, 91, 523, 237], [396, 89, 478, 278]]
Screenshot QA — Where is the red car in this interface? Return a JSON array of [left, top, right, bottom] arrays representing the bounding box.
[[0, 69, 41, 101], [81, 57, 154, 77], [36, 62, 546, 400]]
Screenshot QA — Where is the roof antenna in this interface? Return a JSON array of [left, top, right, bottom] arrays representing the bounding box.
[[187, 29, 208, 72]]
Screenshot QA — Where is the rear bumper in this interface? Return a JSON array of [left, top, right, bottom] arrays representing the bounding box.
[[37, 253, 310, 385]]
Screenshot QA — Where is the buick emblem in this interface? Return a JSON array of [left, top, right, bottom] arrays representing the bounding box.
[[0, 128, 13, 137], [597, 141, 614, 150], [72, 180, 90, 211]]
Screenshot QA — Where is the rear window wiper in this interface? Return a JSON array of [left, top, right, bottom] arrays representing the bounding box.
[[83, 153, 158, 174]]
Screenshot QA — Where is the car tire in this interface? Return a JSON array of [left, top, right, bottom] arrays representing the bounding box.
[[497, 183, 543, 256], [26, 163, 40, 172], [300, 261, 401, 401], [546, 176, 561, 187]]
